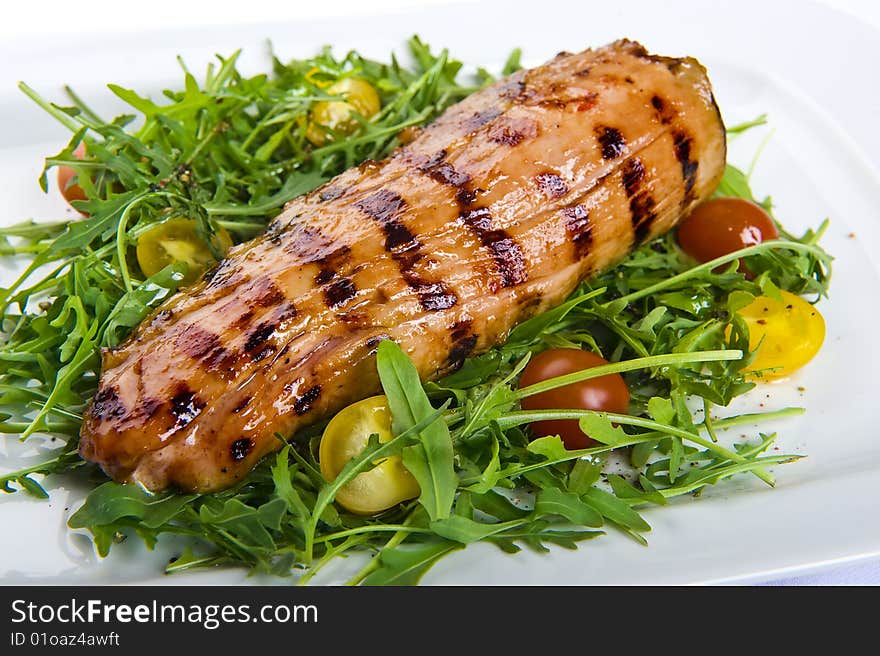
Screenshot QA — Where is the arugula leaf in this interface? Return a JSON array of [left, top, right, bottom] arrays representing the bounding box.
[[527, 435, 571, 461], [69, 483, 196, 530], [581, 488, 651, 534], [534, 488, 603, 527], [377, 340, 456, 522], [578, 414, 630, 447], [430, 516, 527, 544], [68, 483, 197, 556], [361, 541, 461, 586]]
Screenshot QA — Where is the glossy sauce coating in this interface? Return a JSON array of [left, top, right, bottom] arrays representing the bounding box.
[[79, 40, 727, 492]]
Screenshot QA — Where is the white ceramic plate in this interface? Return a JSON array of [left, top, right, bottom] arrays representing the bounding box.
[[1, 0, 879, 585]]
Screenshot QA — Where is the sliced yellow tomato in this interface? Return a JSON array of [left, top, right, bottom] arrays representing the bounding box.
[[738, 289, 825, 379], [136, 218, 232, 284], [305, 78, 381, 146], [319, 395, 420, 515]]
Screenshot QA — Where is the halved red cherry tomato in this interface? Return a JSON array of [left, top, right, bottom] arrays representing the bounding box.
[[677, 197, 778, 263], [56, 143, 88, 207], [518, 349, 630, 449]]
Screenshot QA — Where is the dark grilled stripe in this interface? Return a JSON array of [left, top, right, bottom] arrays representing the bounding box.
[[464, 108, 502, 132], [314, 268, 335, 285], [419, 153, 471, 188], [672, 130, 699, 198], [631, 45, 682, 73], [232, 309, 255, 330], [562, 204, 593, 259], [170, 387, 205, 430], [430, 162, 470, 187], [498, 77, 526, 100], [319, 185, 347, 202], [448, 334, 478, 369], [651, 94, 674, 125], [319, 244, 352, 270], [313, 243, 356, 308], [324, 278, 357, 307], [243, 277, 284, 308], [202, 343, 237, 378], [357, 189, 458, 312], [293, 385, 322, 415], [415, 150, 485, 209], [90, 386, 126, 420], [456, 188, 478, 207], [356, 189, 413, 250], [365, 334, 389, 350], [461, 206, 492, 232], [175, 324, 221, 360], [595, 125, 626, 160], [383, 221, 417, 251], [622, 158, 658, 243], [313, 241, 353, 290], [407, 279, 458, 310], [274, 302, 298, 324], [536, 172, 569, 199], [576, 93, 599, 112], [417, 151, 475, 214], [244, 321, 276, 361], [622, 157, 645, 196], [488, 116, 539, 146], [204, 259, 244, 291], [231, 396, 252, 414], [448, 321, 477, 369], [450, 319, 473, 342], [486, 235, 526, 286], [460, 207, 528, 289], [283, 224, 353, 266], [264, 219, 287, 246], [394, 249, 457, 309], [230, 437, 254, 462]]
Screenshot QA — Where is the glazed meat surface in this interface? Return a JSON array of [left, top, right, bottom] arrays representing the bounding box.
[[79, 40, 727, 492]]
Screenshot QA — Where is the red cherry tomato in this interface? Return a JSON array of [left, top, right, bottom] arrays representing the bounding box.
[[518, 349, 630, 449], [57, 143, 88, 208], [677, 197, 778, 263]]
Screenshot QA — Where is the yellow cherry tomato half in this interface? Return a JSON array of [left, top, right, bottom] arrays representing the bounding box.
[[305, 78, 381, 146], [738, 289, 825, 380], [136, 218, 233, 284], [319, 395, 420, 515]]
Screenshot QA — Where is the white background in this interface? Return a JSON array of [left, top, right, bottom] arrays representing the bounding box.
[[0, 0, 878, 39], [1, 0, 878, 586]]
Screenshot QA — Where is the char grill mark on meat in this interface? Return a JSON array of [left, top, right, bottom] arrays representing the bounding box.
[[459, 207, 529, 290], [356, 189, 458, 312], [621, 157, 659, 244], [562, 204, 593, 259]]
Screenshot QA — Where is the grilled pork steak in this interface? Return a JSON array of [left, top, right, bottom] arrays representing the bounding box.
[[79, 40, 726, 492]]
